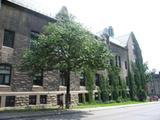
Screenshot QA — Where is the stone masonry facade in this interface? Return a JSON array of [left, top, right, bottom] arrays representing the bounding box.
[[0, 0, 137, 109]]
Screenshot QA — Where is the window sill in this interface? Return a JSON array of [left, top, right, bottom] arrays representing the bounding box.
[[33, 85, 43, 88], [2, 46, 14, 49], [59, 86, 66, 88], [0, 85, 10, 87]]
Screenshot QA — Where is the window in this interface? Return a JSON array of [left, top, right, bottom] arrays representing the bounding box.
[[60, 71, 66, 86], [85, 93, 89, 102], [115, 56, 118, 67], [5, 96, 15, 107], [95, 93, 99, 101], [0, 96, 1, 107], [110, 59, 114, 66], [57, 94, 63, 105], [0, 64, 11, 85], [95, 74, 100, 86], [29, 95, 36, 105], [126, 76, 129, 86], [3, 29, 15, 48], [30, 31, 39, 49], [33, 72, 43, 86], [118, 56, 121, 67], [119, 76, 122, 86], [125, 61, 128, 69], [78, 94, 83, 103], [80, 73, 86, 86], [40, 95, 47, 104], [108, 75, 112, 85]]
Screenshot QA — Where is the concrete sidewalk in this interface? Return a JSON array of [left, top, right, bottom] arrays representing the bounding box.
[[0, 101, 159, 120]]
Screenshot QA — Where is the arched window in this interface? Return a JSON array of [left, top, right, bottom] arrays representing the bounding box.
[[0, 64, 11, 85]]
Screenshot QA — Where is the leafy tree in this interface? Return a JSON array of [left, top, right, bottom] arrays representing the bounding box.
[[131, 32, 148, 100], [99, 75, 109, 102], [108, 64, 120, 101], [84, 67, 95, 103], [19, 7, 110, 109]]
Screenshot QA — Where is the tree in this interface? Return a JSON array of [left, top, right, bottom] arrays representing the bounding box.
[[19, 7, 111, 109], [131, 32, 148, 101], [108, 64, 120, 101], [99, 75, 109, 102]]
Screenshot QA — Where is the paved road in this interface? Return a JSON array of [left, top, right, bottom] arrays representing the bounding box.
[[2, 102, 160, 120]]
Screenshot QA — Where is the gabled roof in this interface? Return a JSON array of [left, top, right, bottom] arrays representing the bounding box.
[[110, 33, 130, 48], [97, 30, 131, 48]]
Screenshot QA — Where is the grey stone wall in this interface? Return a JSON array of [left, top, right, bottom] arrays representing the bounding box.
[[71, 94, 78, 106], [15, 95, 29, 107], [47, 94, 57, 106], [70, 72, 80, 91], [43, 71, 60, 91], [110, 42, 128, 82], [147, 73, 160, 97]]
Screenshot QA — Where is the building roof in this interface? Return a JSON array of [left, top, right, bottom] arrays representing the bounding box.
[[4, 0, 56, 20], [110, 34, 130, 48]]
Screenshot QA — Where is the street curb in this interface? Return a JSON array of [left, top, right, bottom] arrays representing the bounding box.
[[75, 101, 159, 112]]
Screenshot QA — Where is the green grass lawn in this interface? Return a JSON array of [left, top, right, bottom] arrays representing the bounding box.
[[74, 101, 144, 109], [0, 101, 145, 112]]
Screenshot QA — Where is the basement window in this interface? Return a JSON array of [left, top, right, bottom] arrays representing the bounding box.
[[0, 96, 1, 107], [5, 96, 15, 107], [29, 95, 37, 105], [40, 95, 47, 104], [78, 94, 83, 103]]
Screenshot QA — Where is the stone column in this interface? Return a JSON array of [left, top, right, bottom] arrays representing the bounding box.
[[1, 96, 6, 107]]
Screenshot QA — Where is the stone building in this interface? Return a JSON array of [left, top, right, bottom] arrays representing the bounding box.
[[147, 72, 160, 97], [0, 0, 139, 109]]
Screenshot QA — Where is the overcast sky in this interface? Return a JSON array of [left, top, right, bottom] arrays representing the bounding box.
[[15, 0, 160, 72]]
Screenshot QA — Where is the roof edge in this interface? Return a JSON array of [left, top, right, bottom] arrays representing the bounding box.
[[2, 0, 56, 22]]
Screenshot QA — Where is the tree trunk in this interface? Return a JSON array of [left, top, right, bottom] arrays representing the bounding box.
[[65, 69, 71, 109]]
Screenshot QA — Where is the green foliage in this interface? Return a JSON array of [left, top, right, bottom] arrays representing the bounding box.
[[128, 68, 137, 100], [108, 65, 121, 101], [84, 67, 95, 103], [128, 32, 148, 101], [19, 7, 111, 109], [137, 89, 147, 101], [99, 75, 109, 102]]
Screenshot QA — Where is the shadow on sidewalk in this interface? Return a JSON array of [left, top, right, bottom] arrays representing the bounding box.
[[0, 109, 93, 120]]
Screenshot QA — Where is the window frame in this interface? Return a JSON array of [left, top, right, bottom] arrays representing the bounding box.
[[59, 71, 66, 86], [80, 72, 86, 86], [33, 70, 43, 86], [29, 31, 39, 49], [29, 95, 37, 105], [0, 64, 12, 85], [5, 96, 15, 107], [118, 56, 121, 67], [125, 61, 128, 69], [3, 29, 15, 48], [95, 73, 100, 86], [40, 95, 47, 104]]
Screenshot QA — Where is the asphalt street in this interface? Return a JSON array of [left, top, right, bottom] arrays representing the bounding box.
[[1, 102, 160, 120]]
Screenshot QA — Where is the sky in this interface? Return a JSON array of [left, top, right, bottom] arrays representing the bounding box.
[[13, 0, 160, 72]]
